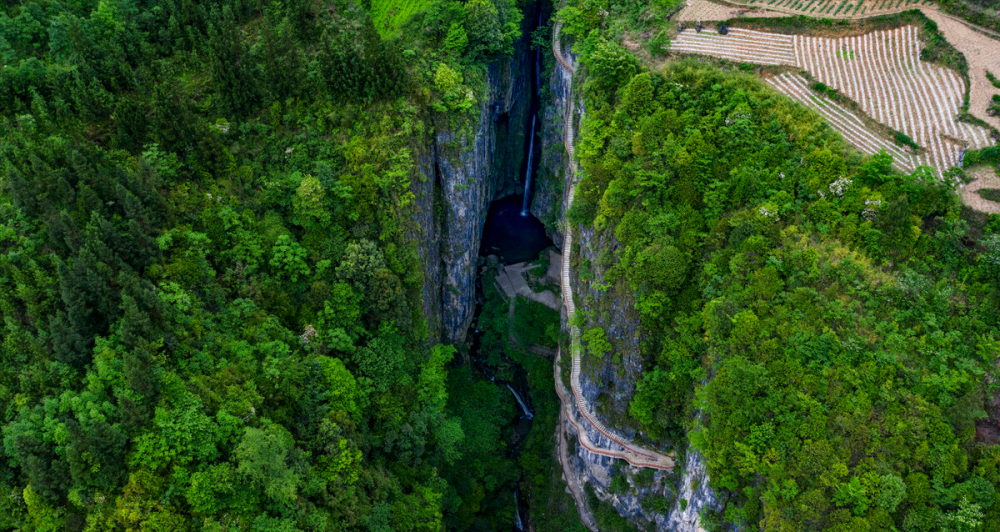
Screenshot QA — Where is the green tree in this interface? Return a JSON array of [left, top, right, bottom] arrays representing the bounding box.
[[582, 327, 611, 358], [444, 22, 468, 55], [235, 425, 301, 507], [292, 173, 330, 230], [270, 235, 311, 283]]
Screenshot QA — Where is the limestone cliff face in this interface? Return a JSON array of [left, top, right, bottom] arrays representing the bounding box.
[[567, 441, 677, 529], [532, 44, 572, 248], [571, 223, 678, 530], [576, 225, 645, 422], [565, 156, 722, 532], [666, 441, 721, 531], [413, 8, 535, 345], [549, 37, 722, 532]]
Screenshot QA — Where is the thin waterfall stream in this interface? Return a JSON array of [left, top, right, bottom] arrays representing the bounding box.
[[520, 9, 543, 216], [514, 488, 526, 531], [463, 3, 555, 529], [506, 383, 534, 419], [519, 114, 537, 215]]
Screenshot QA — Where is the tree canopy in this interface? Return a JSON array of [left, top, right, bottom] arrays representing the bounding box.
[[0, 0, 529, 529], [568, 40, 1000, 530]]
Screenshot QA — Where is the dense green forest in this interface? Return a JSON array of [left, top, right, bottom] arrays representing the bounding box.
[[0, 0, 558, 529], [5, 0, 1000, 528], [561, 2, 1000, 529]]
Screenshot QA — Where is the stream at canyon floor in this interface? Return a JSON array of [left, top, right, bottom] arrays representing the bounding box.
[[457, 1, 563, 527], [468, 192, 552, 530]]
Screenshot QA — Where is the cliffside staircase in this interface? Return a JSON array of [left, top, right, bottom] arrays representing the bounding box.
[[553, 21, 675, 472]]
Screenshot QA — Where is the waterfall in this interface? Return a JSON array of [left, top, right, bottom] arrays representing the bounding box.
[[514, 488, 525, 531], [520, 16, 543, 217], [520, 114, 537, 216], [506, 383, 534, 419]]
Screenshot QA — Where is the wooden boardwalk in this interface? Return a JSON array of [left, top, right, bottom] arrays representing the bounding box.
[[553, 21, 675, 471]]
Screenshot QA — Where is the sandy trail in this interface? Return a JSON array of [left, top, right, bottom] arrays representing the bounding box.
[[960, 165, 1000, 214]]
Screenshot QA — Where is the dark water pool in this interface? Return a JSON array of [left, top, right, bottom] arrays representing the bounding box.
[[479, 194, 553, 264]]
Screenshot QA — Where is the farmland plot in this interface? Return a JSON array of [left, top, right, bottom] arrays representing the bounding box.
[[677, 0, 789, 22], [766, 73, 918, 173], [672, 25, 994, 175], [737, 0, 933, 19], [671, 28, 796, 66], [921, 9, 1000, 131]]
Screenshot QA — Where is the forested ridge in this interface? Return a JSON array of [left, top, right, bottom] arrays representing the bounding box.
[[0, 0, 536, 529], [560, 1, 1000, 529]]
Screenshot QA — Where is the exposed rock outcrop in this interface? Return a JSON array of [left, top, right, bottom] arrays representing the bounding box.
[[533, 39, 573, 248], [575, 225, 645, 422], [548, 19, 723, 532], [666, 445, 721, 532], [413, 7, 539, 345]]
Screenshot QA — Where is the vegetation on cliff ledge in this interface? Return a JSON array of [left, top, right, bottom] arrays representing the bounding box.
[[563, 5, 1000, 528]]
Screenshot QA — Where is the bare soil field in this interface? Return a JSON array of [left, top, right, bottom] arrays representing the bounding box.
[[677, 0, 789, 21], [671, 27, 796, 65], [766, 72, 918, 172], [959, 165, 1000, 214], [672, 1, 1000, 134], [671, 25, 993, 175]]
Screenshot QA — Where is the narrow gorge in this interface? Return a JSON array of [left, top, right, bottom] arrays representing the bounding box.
[[409, 2, 722, 528]]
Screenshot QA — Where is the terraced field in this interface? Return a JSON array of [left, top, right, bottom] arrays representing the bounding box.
[[677, 0, 789, 21], [766, 73, 918, 172], [671, 27, 796, 65], [672, 25, 994, 175], [740, 0, 934, 18]]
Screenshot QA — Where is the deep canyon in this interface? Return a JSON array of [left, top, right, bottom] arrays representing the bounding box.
[[408, 2, 718, 529]]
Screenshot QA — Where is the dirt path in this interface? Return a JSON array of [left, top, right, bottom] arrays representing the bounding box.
[[960, 165, 1000, 214]]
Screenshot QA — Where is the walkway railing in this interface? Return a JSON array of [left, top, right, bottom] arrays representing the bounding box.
[[554, 20, 675, 471]]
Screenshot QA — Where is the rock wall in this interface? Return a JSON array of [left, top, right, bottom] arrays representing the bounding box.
[[548, 30, 722, 532], [413, 6, 537, 345], [569, 223, 678, 529], [576, 224, 645, 422], [543, 27, 641, 423], [666, 445, 721, 532], [532, 40, 572, 248]]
